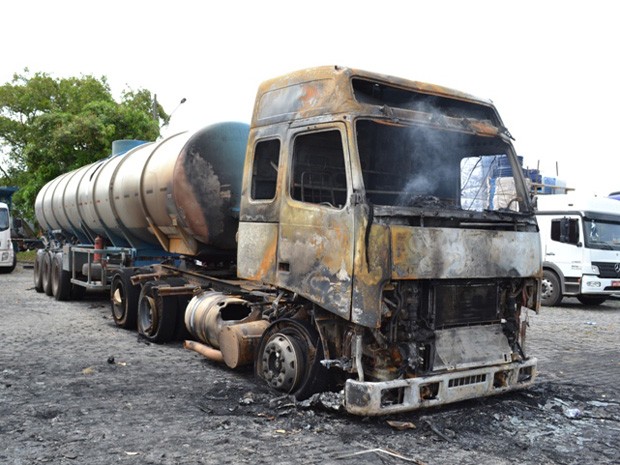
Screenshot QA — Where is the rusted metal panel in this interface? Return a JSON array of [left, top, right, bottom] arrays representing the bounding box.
[[433, 325, 513, 371], [236, 222, 278, 283], [277, 204, 354, 319], [391, 226, 542, 279], [351, 222, 391, 328]]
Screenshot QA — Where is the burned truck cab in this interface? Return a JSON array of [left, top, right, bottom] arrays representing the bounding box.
[[238, 66, 541, 415]]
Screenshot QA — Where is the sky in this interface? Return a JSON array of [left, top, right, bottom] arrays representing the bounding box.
[[3, 0, 619, 197]]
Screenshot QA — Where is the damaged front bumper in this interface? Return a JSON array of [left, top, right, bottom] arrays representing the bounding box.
[[344, 358, 537, 416]]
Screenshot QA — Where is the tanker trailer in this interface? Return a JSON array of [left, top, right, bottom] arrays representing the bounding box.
[[34, 66, 541, 415], [33, 122, 250, 324]]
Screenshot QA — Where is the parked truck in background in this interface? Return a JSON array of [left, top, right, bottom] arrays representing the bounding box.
[[536, 193, 620, 306], [32, 66, 541, 415], [0, 201, 17, 273]]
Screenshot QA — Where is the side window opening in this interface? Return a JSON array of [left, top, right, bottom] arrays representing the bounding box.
[[251, 139, 280, 201], [551, 217, 580, 244], [0, 208, 9, 231], [291, 130, 347, 208]]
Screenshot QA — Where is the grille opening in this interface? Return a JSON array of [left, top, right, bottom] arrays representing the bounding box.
[[448, 374, 487, 388], [420, 382, 440, 400], [518, 366, 533, 384], [433, 282, 500, 329], [493, 370, 509, 388], [380, 387, 404, 407]]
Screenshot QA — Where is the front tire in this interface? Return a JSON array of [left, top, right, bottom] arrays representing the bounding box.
[[255, 319, 328, 400], [541, 269, 562, 306], [577, 295, 607, 306]]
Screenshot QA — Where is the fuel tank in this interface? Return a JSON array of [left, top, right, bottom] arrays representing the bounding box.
[[35, 122, 250, 257]]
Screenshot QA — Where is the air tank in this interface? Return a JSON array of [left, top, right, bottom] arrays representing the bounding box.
[[35, 122, 250, 258]]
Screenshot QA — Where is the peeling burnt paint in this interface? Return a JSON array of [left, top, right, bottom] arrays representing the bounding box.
[[391, 226, 541, 280]]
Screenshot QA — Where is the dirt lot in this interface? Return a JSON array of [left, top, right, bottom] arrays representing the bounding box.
[[1, 263, 619, 465]]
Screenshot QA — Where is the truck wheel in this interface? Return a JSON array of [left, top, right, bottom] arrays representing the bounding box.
[[541, 269, 562, 307], [110, 270, 139, 329], [137, 281, 177, 343], [51, 253, 71, 301], [255, 319, 328, 400], [33, 250, 45, 292], [41, 251, 54, 296], [577, 295, 608, 306]]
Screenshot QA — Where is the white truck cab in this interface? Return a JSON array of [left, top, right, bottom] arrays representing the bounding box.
[[0, 202, 17, 273], [536, 194, 620, 305]]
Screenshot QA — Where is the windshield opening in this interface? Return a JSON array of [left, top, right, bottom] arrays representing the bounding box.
[[356, 120, 528, 213], [583, 218, 620, 250], [0, 208, 9, 231]]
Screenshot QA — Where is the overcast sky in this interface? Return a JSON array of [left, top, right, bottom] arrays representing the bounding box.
[[3, 0, 618, 197]]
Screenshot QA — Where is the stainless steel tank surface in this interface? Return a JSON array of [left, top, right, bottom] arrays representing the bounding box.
[[35, 122, 250, 256]]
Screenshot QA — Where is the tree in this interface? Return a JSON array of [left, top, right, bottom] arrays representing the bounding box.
[[0, 70, 167, 221]]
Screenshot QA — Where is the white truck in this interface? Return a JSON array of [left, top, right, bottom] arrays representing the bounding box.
[[0, 201, 17, 273], [536, 193, 620, 306]]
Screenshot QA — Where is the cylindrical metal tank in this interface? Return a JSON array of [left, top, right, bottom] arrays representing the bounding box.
[[184, 291, 255, 348], [35, 122, 250, 257]]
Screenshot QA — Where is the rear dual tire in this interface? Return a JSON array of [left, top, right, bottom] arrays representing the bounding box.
[[137, 281, 180, 343], [111, 270, 140, 329]]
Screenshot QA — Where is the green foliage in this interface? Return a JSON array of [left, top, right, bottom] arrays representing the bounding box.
[[0, 70, 167, 221]]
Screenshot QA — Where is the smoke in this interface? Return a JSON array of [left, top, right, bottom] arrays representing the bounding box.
[[357, 119, 512, 211]]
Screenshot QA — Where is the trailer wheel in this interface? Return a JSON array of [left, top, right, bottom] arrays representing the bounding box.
[[51, 253, 72, 301], [255, 319, 328, 400], [33, 250, 45, 292], [41, 251, 54, 296], [110, 270, 139, 329], [137, 281, 177, 343], [541, 269, 562, 307], [577, 295, 608, 306]]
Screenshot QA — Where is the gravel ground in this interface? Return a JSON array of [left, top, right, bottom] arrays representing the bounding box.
[[1, 263, 619, 465]]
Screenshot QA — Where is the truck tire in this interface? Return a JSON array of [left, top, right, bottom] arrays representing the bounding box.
[[255, 319, 328, 400], [541, 269, 562, 307], [110, 270, 139, 329], [577, 295, 608, 306], [156, 277, 191, 340], [51, 253, 71, 301], [33, 250, 45, 292], [137, 281, 177, 343], [41, 251, 54, 296], [175, 294, 193, 340]]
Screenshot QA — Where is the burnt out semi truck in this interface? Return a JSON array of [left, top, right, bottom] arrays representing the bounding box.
[[33, 66, 541, 415]]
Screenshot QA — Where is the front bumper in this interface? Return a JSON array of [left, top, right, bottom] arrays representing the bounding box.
[[0, 249, 15, 267], [344, 358, 537, 416], [580, 275, 620, 294]]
